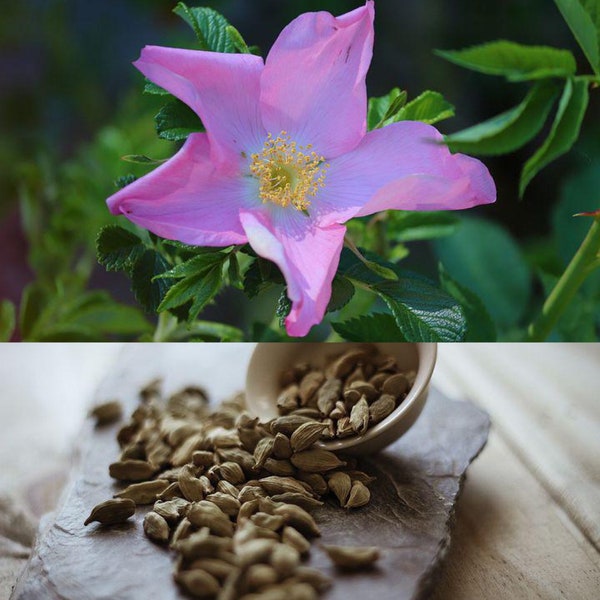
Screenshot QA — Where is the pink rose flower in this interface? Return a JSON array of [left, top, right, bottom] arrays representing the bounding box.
[[107, 1, 495, 337]]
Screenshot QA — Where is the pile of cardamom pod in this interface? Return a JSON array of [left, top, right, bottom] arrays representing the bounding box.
[[277, 347, 415, 438], [86, 377, 381, 599]]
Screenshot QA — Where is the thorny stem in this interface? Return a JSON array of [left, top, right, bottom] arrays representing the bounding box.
[[527, 217, 600, 341]]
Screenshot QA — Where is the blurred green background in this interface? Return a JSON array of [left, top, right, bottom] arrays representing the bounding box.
[[1, 0, 599, 340]]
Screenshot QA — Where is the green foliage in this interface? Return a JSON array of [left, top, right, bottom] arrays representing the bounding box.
[[444, 81, 561, 155], [327, 276, 355, 313], [332, 313, 405, 341], [367, 88, 407, 130], [520, 78, 589, 196], [393, 91, 455, 125], [173, 3, 236, 53], [434, 218, 531, 330], [131, 250, 174, 313], [554, 0, 600, 75], [0, 301, 16, 342], [121, 154, 167, 165], [155, 100, 204, 141], [276, 290, 292, 327], [436, 41, 577, 81], [97, 225, 146, 272], [387, 211, 460, 242], [439, 265, 497, 341]]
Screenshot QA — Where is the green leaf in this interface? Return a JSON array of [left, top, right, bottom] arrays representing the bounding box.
[[144, 80, 170, 95], [374, 275, 466, 342], [97, 225, 146, 273], [439, 265, 497, 341], [0, 300, 16, 341], [444, 80, 561, 155], [227, 253, 243, 289], [173, 3, 236, 53], [131, 250, 174, 313], [156, 252, 227, 280], [520, 78, 589, 196], [19, 284, 46, 340], [226, 25, 251, 53], [394, 90, 455, 125], [158, 265, 223, 321], [387, 211, 461, 242], [332, 313, 406, 341], [276, 289, 292, 327], [436, 40, 577, 81], [554, 0, 600, 75], [327, 276, 355, 313], [172, 320, 244, 342], [433, 217, 531, 329], [155, 100, 203, 142], [121, 154, 166, 165], [367, 88, 407, 130], [114, 174, 137, 189], [243, 258, 284, 298]]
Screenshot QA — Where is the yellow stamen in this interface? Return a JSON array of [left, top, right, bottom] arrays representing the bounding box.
[[250, 131, 328, 211]]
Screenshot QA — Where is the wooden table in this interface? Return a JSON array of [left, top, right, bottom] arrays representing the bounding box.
[[1, 343, 599, 599]]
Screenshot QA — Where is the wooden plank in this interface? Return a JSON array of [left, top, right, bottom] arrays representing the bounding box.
[[433, 343, 600, 550], [431, 430, 600, 600]]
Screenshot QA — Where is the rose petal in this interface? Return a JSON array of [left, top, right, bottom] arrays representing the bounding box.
[[260, 1, 374, 158], [239, 209, 346, 337], [313, 121, 496, 226], [135, 46, 265, 166], [107, 133, 253, 246]]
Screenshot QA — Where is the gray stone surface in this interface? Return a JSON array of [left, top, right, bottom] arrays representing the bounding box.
[[12, 351, 489, 600]]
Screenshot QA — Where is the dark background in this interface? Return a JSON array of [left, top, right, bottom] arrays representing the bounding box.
[[1, 0, 597, 318]]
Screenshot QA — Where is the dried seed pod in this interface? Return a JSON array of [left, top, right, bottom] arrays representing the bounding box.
[[238, 499, 260, 521], [84, 498, 135, 526], [336, 417, 354, 438], [238, 427, 264, 453], [254, 436, 275, 469], [171, 433, 206, 467], [153, 498, 189, 523], [272, 433, 293, 459], [108, 460, 158, 482], [206, 492, 241, 517], [236, 538, 277, 567], [347, 381, 378, 402], [245, 564, 279, 590], [217, 462, 245, 485], [188, 558, 235, 581], [114, 480, 170, 505], [217, 448, 255, 475], [175, 568, 220, 598], [251, 512, 285, 531], [342, 470, 377, 486], [219, 568, 243, 600], [178, 465, 205, 502], [257, 496, 280, 514], [316, 378, 341, 416], [342, 388, 362, 407], [382, 373, 409, 397], [290, 449, 345, 473], [289, 408, 322, 419], [216, 480, 238, 498], [329, 401, 346, 420], [264, 458, 296, 478], [170, 517, 193, 546], [281, 526, 311, 556], [157, 481, 182, 501], [119, 442, 145, 461], [207, 428, 240, 449], [234, 521, 279, 545], [298, 371, 325, 406], [187, 501, 234, 537], [327, 349, 368, 378], [279, 362, 310, 387], [292, 566, 333, 593], [344, 481, 370, 509], [368, 372, 389, 390], [296, 472, 328, 496], [192, 451, 215, 467], [143, 511, 170, 544], [238, 485, 266, 503], [270, 493, 323, 511], [290, 422, 328, 453], [259, 476, 313, 497], [327, 472, 352, 506], [175, 529, 232, 559], [270, 415, 314, 437], [375, 355, 398, 371], [273, 504, 321, 538], [146, 440, 172, 467], [320, 419, 336, 440], [369, 394, 396, 424], [349, 398, 369, 435], [90, 400, 123, 426], [277, 385, 300, 414], [321, 544, 380, 569], [270, 543, 300, 578], [344, 366, 365, 387]]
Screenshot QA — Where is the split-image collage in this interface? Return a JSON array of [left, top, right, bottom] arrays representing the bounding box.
[[1, 1, 598, 599]]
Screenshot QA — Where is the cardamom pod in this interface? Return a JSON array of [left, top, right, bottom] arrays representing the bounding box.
[[336, 417, 354, 438], [153, 497, 189, 522], [298, 371, 325, 406], [349, 398, 369, 435], [316, 378, 341, 416], [382, 373, 409, 397], [296, 472, 328, 496], [347, 381, 378, 401], [290, 449, 345, 473], [206, 492, 241, 517], [90, 400, 123, 426], [273, 504, 321, 538], [321, 544, 380, 569], [259, 476, 313, 497], [270, 542, 300, 578], [270, 415, 314, 437], [253, 436, 275, 469], [277, 384, 300, 414], [263, 458, 295, 477], [143, 511, 170, 544], [327, 349, 368, 378], [344, 481, 370, 509], [115, 480, 170, 505], [244, 563, 279, 590], [175, 568, 221, 597], [188, 558, 235, 580], [272, 433, 293, 459], [187, 501, 234, 537], [281, 526, 311, 556], [109, 460, 157, 482], [327, 472, 352, 506], [192, 451, 215, 467], [84, 498, 135, 526], [178, 465, 205, 502], [368, 394, 396, 424], [217, 461, 245, 485], [290, 422, 327, 453], [250, 512, 285, 531], [293, 566, 333, 592]]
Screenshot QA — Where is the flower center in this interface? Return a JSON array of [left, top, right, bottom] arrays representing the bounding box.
[[250, 131, 328, 211]]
